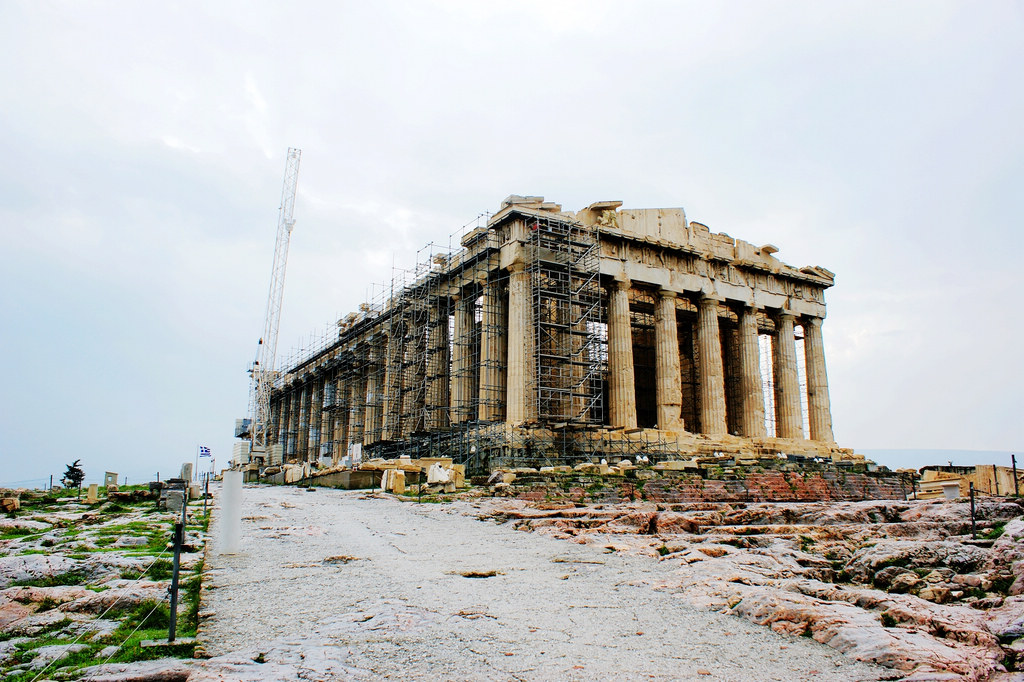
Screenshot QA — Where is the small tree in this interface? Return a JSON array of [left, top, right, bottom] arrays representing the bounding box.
[[63, 459, 85, 498]]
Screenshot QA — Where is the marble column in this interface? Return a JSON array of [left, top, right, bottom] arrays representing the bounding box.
[[400, 315, 426, 437], [363, 341, 383, 445], [506, 262, 535, 423], [737, 306, 767, 438], [450, 294, 476, 424], [654, 288, 683, 430], [696, 296, 728, 435], [321, 377, 334, 460], [382, 325, 404, 441], [350, 366, 366, 449], [329, 377, 345, 465], [308, 377, 323, 458], [772, 311, 803, 439], [607, 277, 637, 429], [277, 394, 290, 449], [426, 303, 450, 430], [269, 399, 281, 446], [478, 279, 507, 422], [803, 316, 835, 442], [297, 382, 311, 460], [287, 388, 300, 457]]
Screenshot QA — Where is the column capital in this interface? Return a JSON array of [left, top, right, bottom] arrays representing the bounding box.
[[608, 275, 631, 290], [802, 315, 824, 328], [656, 287, 678, 300], [775, 309, 796, 321], [507, 260, 527, 275]]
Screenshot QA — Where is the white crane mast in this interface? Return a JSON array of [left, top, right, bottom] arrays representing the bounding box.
[[249, 147, 301, 463]]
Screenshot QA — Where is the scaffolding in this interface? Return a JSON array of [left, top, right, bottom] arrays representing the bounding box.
[[526, 214, 604, 425]]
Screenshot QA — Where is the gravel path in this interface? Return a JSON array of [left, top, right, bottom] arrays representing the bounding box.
[[201, 485, 893, 681]]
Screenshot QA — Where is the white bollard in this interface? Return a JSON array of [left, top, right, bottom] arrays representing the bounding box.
[[220, 470, 243, 554]]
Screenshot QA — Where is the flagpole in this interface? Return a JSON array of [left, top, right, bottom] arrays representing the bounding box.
[[194, 446, 199, 484]]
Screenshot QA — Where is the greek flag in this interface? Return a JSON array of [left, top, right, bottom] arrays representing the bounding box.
[[199, 446, 211, 457]]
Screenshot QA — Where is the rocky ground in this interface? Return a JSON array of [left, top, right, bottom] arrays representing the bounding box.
[[27, 484, 1022, 681], [479, 496, 1024, 680], [0, 488, 205, 680]]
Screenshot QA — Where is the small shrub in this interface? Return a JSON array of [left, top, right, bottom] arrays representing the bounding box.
[[657, 545, 670, 556], [992, 575, 1015, 594], [35, 597, 59, 612], [980, 522, 1006, 540], [880, 612, 897, 628], [116, 600, 170, 631]]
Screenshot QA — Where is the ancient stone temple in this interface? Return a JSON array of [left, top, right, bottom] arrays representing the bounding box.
[[263, 195, 848, 475]]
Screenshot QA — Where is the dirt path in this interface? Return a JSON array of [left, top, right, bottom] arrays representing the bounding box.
[[200, 485, 892, 681]]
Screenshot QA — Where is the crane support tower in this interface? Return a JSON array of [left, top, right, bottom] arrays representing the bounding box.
[[244, 147, 301, 466]]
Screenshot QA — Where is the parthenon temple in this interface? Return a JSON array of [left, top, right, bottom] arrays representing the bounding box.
[[260, 195, 850, 475]]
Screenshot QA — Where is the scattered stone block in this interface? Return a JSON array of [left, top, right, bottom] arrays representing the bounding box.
[[86, 483, 99, 504], [0, 497, 19, 512], [393, 470, 406, 495], [164, 491, 184, 514], [452, 469, 466, 489]]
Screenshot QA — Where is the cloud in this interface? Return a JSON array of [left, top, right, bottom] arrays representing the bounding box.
[[1, 0, 1021, 486]]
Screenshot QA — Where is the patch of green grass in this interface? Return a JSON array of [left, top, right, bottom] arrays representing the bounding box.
[[33, 596, 60, 612], [115, 600, 171, 631], [876, 556, 912, 570], [109, 627, 195, 663], [181, 558, 204, 636], [980, 522, 1006, 540], [798, 535, 815, 552], [657, 545, 670, 556], [0, 527, 35, 540], [148, 558, 174, 581], [880, 612, 897, 628], [10, 570, 91, 588]]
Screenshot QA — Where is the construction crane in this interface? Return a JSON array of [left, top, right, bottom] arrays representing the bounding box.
[[243, 147, 302, 466]]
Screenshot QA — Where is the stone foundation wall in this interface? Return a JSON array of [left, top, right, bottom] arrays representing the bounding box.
[[510, 470, 909, 504]]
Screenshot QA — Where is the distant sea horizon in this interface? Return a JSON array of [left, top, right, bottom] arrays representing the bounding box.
[[859, 448, 1019, 471]]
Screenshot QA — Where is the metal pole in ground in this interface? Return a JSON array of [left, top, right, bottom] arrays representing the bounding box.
[[168, 520, 183, 642], [969, 482, 976, 540], [994, 466, 1000, 496], [1007, 454, 1015, 497], [203, 473, 209, 517]]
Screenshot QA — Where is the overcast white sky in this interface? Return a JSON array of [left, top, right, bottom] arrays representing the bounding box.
[[2, 1, 1021, 486]]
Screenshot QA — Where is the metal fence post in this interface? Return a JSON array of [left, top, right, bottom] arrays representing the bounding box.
[[168, 520, 183, 642], [969, 482, 976, 540]]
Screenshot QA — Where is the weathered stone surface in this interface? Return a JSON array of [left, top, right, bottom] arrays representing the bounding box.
[[27, 642, 90, 670], [844, 540, 988, 584], [3, 584, 92, 605], [988, 518, 1024, 595], [76, 658, 193, 681], [60, 580, 167, 614], [0, 553, 81, 589], [481, 497, 1024, 679]]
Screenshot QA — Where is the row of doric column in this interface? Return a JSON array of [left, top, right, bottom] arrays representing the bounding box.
[[603, 281, 834, 442], [269, 273, 836, 463]]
